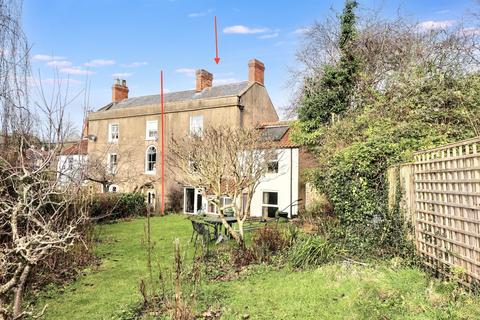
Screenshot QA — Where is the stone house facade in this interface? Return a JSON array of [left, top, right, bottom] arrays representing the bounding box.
[[86, 59, 280, 210]]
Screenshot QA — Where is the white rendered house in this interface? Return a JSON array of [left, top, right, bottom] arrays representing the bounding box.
[[183, 123, 310, 219], [57, 139, 88, 186]]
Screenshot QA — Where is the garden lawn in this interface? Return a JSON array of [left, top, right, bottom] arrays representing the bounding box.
[[35, 215, 194, 320], [36, 215, 480, 319], [201, 264, 480, 319]]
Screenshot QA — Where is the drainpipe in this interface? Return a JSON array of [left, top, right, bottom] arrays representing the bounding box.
[[290, 148, 293, 218], [237, 96, 244, 128]]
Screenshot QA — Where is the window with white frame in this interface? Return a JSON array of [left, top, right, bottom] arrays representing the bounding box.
[[108, 153, 118, 174], [267, 151, 279, 173], [189, 115, 203, 136], [108, 184, 119, 193], [146, 120, 158, 140], [146, 146, 157, 173], [108, 123, 119, 142], [262, 191, 279, 218]]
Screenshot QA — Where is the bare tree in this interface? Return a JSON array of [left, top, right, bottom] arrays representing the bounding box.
[[169, 126, 276, 246], [0, 0, 31, 146], [289, 6, 480, 115], [84, 145, 161, 194]]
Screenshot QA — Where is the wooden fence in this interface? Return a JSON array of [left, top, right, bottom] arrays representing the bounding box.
[[411, 138, 480, 285]]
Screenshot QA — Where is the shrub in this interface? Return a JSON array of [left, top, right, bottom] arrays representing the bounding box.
[[252, 226, 288, 257], [289, 235, 341, 268], [89, 192, 147, 221]]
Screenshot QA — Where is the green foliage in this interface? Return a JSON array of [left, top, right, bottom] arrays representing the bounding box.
[[289, 234, 342, 268], [89, 192, 147, 221], [308, 72, 480, 257], [298, 0, 359, 129]]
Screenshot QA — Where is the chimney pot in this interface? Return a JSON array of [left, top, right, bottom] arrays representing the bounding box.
[[248, 59, 265, 85], [195, 69, 213, 92], [112, 78, 129, 103]]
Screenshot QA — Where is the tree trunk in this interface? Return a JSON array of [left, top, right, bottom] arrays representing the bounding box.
[[12, 264, 30, 318]]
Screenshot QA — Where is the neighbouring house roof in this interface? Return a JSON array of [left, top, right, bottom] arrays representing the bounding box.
[[98, 81, 251, 111], [258, 121, 299, 149], [60, 139, 88, 156]]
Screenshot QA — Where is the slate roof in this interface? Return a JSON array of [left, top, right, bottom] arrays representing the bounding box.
[[257, 121, 299, 149], [98, 81, 251, 111]]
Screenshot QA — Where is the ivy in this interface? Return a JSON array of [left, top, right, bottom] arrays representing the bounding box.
[[297, 0, 360, 130]]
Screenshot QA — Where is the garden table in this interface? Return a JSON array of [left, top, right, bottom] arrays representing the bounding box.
[[203, 215, 237, 240]]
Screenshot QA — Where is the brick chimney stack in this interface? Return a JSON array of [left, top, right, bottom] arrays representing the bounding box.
[[248, 59, 265, 85], [196, 69, 213, 92], [112, 78, 129, 103]]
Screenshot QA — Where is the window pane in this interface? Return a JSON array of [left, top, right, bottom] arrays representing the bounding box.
[[189, 115, 203, 135], [185, 188, 194, 213], [147, 147, 156, 172], [146, 121, 158, 139], [262, 192, 278, 205]]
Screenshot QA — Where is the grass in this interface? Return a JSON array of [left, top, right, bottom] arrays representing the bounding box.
[[34, 215, 480, 319], [34, 215, 193, 320], [201, 264, 480, 319]]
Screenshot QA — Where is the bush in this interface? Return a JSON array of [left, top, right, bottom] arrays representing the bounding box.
[[289, 235, 341, 268], [89, 192, 147, 221], [252, 226, 288, 260]]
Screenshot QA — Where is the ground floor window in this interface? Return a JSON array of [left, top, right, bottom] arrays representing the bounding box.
[[108, 184, 118, 193], [262, 191, 279, 218]]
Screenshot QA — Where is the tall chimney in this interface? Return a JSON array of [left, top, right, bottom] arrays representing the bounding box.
[[248, 59, 265, 85], [195, 69, 213, 92], [112, 78, 129, 103]]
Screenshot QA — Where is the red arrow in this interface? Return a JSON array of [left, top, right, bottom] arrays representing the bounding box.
[[214, 16, 220, 64]]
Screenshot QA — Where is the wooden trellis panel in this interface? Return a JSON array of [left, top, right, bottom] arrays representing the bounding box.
[[413, 137, 480, 285]]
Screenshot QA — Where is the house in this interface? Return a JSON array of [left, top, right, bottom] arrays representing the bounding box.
[[183, 121, 316, 219], [86, 59, 279, 210], [57, 139, 88, 185]]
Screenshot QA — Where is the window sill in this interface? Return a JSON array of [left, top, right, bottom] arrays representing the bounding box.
[[145, 171, 156, 175]]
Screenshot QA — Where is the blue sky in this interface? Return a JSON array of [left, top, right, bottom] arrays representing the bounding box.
[[23, 0, 478, 131]]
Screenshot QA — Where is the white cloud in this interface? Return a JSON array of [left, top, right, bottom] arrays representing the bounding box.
[[223, 25, 268, 34], [259, 32, 279, 39], [84, 59, 115, 67], [188, 9, 213, 18], [46, 60, 72, 68], [176, 68, 196, 77], [121, 61, 148, 68], [213, 78, 239, 85], [33, 54, 65, 61], [418, 20, 456, 31], [292, 27, 309, 35], [59, 67, 95, 75], [112, 72, 133, 78]]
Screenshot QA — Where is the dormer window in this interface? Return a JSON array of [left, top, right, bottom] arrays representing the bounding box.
[[109, 123, 119, 142], [146, 120, 158, 140]]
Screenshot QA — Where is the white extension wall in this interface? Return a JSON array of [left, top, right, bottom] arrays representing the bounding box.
[[250, 148, 299, 218], [183, 147, 300, 218], [57, 154, 88, 185]]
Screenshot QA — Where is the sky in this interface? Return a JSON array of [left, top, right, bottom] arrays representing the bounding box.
[[23, 0, 479, 132]]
